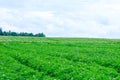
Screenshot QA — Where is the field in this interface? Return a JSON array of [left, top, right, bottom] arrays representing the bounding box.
[[0, 36, 120, 80]]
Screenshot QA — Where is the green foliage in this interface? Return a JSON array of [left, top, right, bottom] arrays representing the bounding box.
[[0, 28, 45, 37], [0, 37, 120, 80], [35, 33, 46, 37], [0, 28, 3, 35]]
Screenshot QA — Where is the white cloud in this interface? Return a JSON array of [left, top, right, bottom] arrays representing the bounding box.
[[25, 11, 55, 20], [0, 0, 120, 38]]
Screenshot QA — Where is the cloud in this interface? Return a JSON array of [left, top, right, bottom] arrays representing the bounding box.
[[0, 0, 120, 38], [25, 11, 55, 21]]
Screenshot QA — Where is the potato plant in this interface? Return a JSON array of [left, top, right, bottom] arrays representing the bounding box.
[[0, 36, 120, 80]]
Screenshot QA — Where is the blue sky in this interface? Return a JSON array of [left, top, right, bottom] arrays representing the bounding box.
[[0, 0, 120, 38]]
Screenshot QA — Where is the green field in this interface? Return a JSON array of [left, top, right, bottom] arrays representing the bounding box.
[[0, 36, 120, 80]]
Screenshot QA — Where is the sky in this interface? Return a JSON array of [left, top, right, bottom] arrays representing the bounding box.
[[0, 0, 120, 38]]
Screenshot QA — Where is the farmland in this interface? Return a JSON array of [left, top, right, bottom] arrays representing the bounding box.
[[0, 36, 120, 80]]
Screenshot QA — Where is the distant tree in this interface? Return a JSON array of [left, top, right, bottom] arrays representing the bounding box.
[[7, 30, 12, 36], [19, 32, 25, 36], [0, 28, 46, 37], [0, 28, 3, 35], [28, 33, 34, 36], [11, 32, 18, 36], [35, 33, 45, 37], [3, 31, 8, 36]]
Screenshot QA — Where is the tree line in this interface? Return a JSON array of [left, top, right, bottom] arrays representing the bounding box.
[[0, 28, 45, 37]]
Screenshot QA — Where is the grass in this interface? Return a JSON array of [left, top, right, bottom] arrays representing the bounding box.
[[0, 36, 120, 80]]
